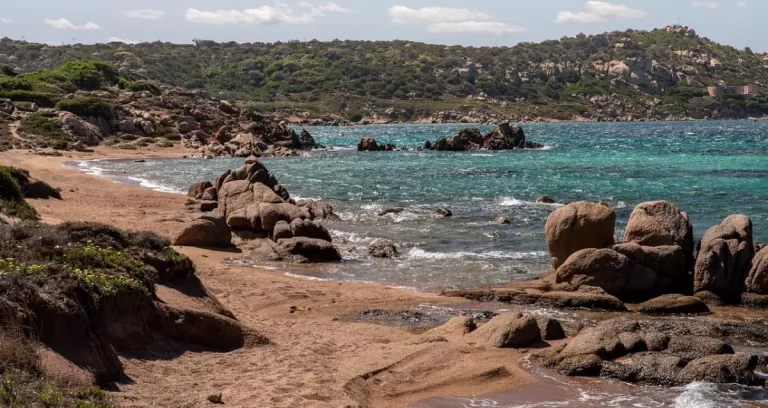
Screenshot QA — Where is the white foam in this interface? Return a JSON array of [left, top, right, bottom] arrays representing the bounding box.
[[499, 197, 525, 206], [126, 177, 184, 194], [405, 248, 546, 261], [674, 382, 739, 408]]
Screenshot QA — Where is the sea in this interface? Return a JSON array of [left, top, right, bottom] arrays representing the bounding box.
[[70, 121, 768, 407]]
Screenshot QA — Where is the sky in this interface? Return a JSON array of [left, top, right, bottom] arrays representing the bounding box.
[[0, 1, 765, 51]]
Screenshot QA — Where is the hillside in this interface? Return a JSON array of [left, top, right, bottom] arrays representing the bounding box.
[[2, 25, 768, 121]]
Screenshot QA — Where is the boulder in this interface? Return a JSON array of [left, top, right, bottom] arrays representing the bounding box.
[[552, 325, 627, 362], [492, 216, 511, 225], [623, 201, 694, 272], [218, 180, 253, 220], [357, 137, 381, 151], [694, 215, 755, 302], [635, 294, 710, 315], [433, 128, 483, 151], [368, 239, 398, 259], [275, 237, 342, 263], [536, 317, 566, 341], [296, 200, 339, 221], [612, 243, 688, 293], [600, 353, 686, 386], [553, 354, 604, 376], [292, 129, 317, 150], [482, 123, 526, 150], [745, 246, 768, 294], [427, 316, 476, 339], [173, 213, 231, 248], [0, 98, 14, 115], [58, 112, 103, 146], [289, 219, 332, 242], [537, 196, 556, 204], [677, 354, 761, 386], [272, 220, 293, 241], [247, 202, 305, 232], [667, 336, 733, 360], [545, 202, 616, 269], [470, 313, 541, 348], [201, 187, 217, 202], [187, 181, 213, 200], [435, 207, 453, 218], [556, 248, 658, 298]]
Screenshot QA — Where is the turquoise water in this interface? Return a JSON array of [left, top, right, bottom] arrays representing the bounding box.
[[75, 121, 768, 292]]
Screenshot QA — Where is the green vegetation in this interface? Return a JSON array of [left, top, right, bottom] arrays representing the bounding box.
[[0, 60, 129, 107], [19, 113, 68, 140], [0, 371, 113, 408], [0, 166, 38, 220], [56, 97, 116, 119], [128, 80, 161, 95]]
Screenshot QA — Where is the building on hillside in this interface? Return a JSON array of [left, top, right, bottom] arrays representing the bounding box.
[[707, 83, 760, 98]]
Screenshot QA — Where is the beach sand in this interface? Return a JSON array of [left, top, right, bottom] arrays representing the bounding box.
[[0, 147, 539, 407]]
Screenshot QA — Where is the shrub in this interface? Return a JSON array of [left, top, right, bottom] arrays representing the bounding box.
[[57, 61, 122, 91], [56, 97, 116, 119], [157, 140, 174, 148], [0, 166, 38, 220], [128, 80, 162, 95], [19, 113, 67, 140], [51, 140, 69, 150], [118, 143, 137, 150]]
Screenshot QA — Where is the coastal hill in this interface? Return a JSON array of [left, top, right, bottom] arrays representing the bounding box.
[[2, 25, 768, 121]]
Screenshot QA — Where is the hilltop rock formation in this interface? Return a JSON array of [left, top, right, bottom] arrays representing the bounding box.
[[430, 123, 543, 151]]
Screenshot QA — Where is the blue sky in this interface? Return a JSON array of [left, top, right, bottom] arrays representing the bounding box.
[[0, 1, 765, 51]]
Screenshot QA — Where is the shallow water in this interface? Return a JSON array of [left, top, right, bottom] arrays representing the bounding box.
[[69, 121, 768, 407], [73, 121, 768, 292]]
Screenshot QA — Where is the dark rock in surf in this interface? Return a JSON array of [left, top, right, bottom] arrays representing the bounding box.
[[368, 239, 398, 259], [435, 207, 453, 218]]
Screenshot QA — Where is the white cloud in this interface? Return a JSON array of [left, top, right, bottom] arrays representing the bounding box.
[[556, 1, 647, 24], [691, 1, 719, 8], [122, 9, 166, 20], [187, 2, 351, 25], [0, 18, 11, 24], [44, 17, 101, 30], [108, 37, 140, 44], [737, 1, 747, 7], [427, 21, 526, 35], [389, 6, 489, 24]]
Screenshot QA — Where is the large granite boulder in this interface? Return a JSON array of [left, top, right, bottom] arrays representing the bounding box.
[[555, 248, 658, 299], [470, 313, 541, 348], [745, 246, 768, 295], [173, 213, 231, 248], [635, 294, 710, 315], [694, 215, 755, 302], [545, 202, 616, 269], [623, 201, 694, 272], [275, 237, 342, 263], [612, 243, 688, 294]]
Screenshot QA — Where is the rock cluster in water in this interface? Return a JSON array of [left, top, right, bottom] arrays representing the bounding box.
[[174, 157, 342, 263], [428, 123, 543, 151]]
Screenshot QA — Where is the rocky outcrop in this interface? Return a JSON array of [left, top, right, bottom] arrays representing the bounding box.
[[177, 158, 342, 263], [430, 123, 542, 151], [470, 313, 541, 348], [545, 202, 616, 269], [368, 239, 398, 259], [555, 248, 659, 300], [173, 213, 231, 248], [694, 215, 755, 303], [546, 317, 764, 387], [612, 242, 688, 294], [357, 137, 395, 151]]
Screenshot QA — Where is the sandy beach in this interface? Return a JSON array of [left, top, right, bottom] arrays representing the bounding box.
[[0, 146, 539, 407]]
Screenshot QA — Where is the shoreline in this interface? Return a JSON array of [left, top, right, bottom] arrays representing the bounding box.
[[0, 146, 543, 407]]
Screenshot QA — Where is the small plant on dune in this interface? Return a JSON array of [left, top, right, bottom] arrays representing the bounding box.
[[0, 259, 45, 278], [70, 267, 146, 304]]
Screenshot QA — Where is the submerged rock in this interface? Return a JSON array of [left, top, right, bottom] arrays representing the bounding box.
[[368, 239, 398, 259]]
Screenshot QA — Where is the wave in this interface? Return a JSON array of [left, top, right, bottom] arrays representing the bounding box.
[[674, 382, 740, 408], [75, 160, 107, 177], [405, 247, 546, 261], [126, 177, 184, 194]]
